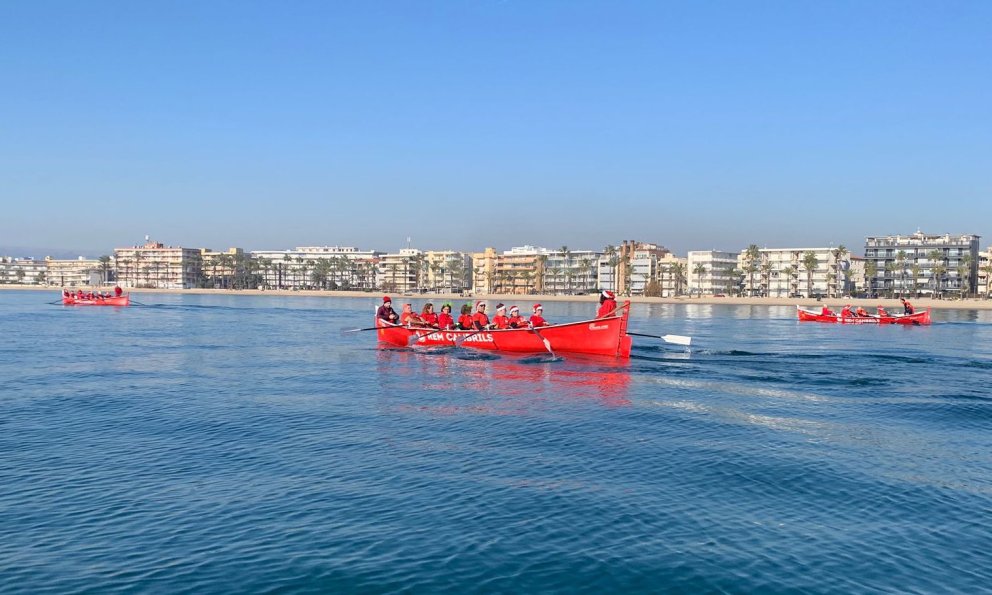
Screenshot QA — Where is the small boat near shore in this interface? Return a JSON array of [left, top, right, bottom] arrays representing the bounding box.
[[796, 305, 931, 325], [376, 301, 635, 357], [62, 294, 130, 307]]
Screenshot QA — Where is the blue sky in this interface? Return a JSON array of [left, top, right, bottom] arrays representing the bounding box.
[[2, 1, 990, 257]]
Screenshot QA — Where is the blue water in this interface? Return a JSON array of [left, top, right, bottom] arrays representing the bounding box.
[[2, 290, 991, 593]]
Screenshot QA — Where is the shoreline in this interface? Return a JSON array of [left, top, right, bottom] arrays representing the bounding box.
[[5, 284, 992, 310]]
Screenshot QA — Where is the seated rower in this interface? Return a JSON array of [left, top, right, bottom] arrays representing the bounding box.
[[457, 304, 474, 330], [507, 306, 527, 328], [400, 303, 426, 327], [530, 304, 550, 327], [437, 303, 455, 330], [471, 301, 490, 330], [491, 303, 510, 329], [840, 304, 853, 318], [855, 306, 869, 317], [877, 305, 889, 317], [420, 303, 439, 328]]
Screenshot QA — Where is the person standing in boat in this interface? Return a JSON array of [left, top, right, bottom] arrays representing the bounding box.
[[377, 296, 399, 324], [471, 301, 490, 330], [530, 304, 550, 327], [437, 303, 455, 330], [457, 303, 474, 330], [597, 290, 617, 318], [900, 297, 914, 314], [507, 306, 527, 328], [491, 304, 510, 329], [420, 303, 439, 328]]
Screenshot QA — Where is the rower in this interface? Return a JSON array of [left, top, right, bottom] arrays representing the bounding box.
[[491, 303, 510, 329], [437, 303, 455, 330], [877, 305, 889, 317], [840, 304, 853, 318], [507, 306, 527, 328], [400, 303, 423, 326], [420, 303, 439, 328], [530, 304, 550, 327], [855, 306, 868, 317], [471, 301, 490, 330], [457, 303, 474, 330]]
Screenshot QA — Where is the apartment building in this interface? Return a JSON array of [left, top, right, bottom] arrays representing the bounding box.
[[250, 246, 381, 290], [978, 247, 992, 298], [0, 256, 47, 285], [864, 231, 980, 297], [422, 251, 471, 293], [45, 256, 105, 287], [542, 248, 602, 295], [377, 249, 423, 293], [687, 251, 739, 296], [738, 247, 848, 298], [470, 248, 498, 294], [598, 241, 672, 296], [114, 240, 203, 289]]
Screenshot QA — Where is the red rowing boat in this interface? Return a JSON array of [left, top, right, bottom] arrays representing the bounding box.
[[376, 301, 635, 357], [62, 294, 130, 306], [796, 305, 931, 325]]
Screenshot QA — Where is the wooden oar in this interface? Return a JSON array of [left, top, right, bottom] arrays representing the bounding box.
[[626, 331, 692, 346], [530, 325, 555, 357], [341, 321, 401, 334]]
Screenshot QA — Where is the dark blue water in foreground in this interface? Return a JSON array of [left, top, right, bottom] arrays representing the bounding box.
[[2, 291, 991, 593]]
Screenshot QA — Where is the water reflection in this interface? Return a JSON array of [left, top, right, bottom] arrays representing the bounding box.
[[375, 348, 632, 410]]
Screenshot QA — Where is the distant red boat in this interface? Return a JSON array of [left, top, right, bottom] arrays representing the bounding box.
[[797, 305, 931, 325], [376, 301, 635, 357], [62, 294, 130, 307]]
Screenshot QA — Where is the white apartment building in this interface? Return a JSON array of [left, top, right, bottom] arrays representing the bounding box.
[[422, 251, 471, 293], [979, 247, 992, 298], [598, 241, 673, 296], [377, 248, 423, 293], [864, 231, 981, 298], [542, 248, 602, 295], [250, 246, 381, 290], [0, 256, 47, 285], [45, 256, 105, 287], [114, 240, 203, 289], [739, 247, 848, 298], [687, 251, 739, 296]]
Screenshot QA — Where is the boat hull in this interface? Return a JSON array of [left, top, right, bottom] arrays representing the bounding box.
[[796, 305, 930, 325], [62, 295, 130, 306], [376, 301, 633, 357]]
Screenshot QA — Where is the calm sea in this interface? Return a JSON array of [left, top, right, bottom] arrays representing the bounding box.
[[2, 291, 991, 593]]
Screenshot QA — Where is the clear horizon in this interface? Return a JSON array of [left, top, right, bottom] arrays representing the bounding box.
[[2, 1, 990, 255]]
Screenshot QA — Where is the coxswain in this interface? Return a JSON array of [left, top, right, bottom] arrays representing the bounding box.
[[491, 303, 510, 329], [471, 301, 490, 330], [377, 296, 399, 324], [114, 285, 123, 297], [597, 290, 617, 318], [420, 303, 439, 328], [437, 303, 455, 330], [507, 306, 527, 328], [900, 297, 914, 314], [530, 304, 549, 327], [457, 303, 474, 330], [840, 304, 853, 318]]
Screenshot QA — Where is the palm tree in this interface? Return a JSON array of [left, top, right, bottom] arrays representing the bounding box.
[[958, 254, 974, 298], [981, 261, 992, 298], [670, 262, 687, 296], [895, 250, 907, 297], [98, 255, 112, 285], [559, 245, 570, 294], [782, 265, 797, 297], [760, 261, 773, 297], [744, 244, 761, 297], [801, 251, 818, 298], [832, 245, 848, 297], [927, 249, 945, 298], [910, 264, 921, 298], [692, 263, 706, 297], [580, 257, 593, 293], [864, 260, 878, 298]]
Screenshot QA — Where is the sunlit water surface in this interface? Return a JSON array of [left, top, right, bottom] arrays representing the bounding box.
[[2, 291, 991, 593]]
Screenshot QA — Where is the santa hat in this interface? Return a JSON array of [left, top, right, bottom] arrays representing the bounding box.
[[495, 303, 506, 312], [475, 300, 486, 309], [383, 296, 391, 303], [533, 303, 543, 311], [601, 290, 615, 299], [509, 305, 519, 314]]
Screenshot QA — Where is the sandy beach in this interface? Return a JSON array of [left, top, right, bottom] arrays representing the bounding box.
[[6, 284, 992, 310]]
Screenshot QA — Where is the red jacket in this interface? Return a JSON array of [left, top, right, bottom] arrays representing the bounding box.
[[508, 315, 527, 328], [530, 315, 548, 327], [472, 312, 490, 330], [437, 312, 454, 329], [492, 315, 510, 329], [457, 314, 474, 330], [421, 312, 439, 327], [597, 299, 618, 318]]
